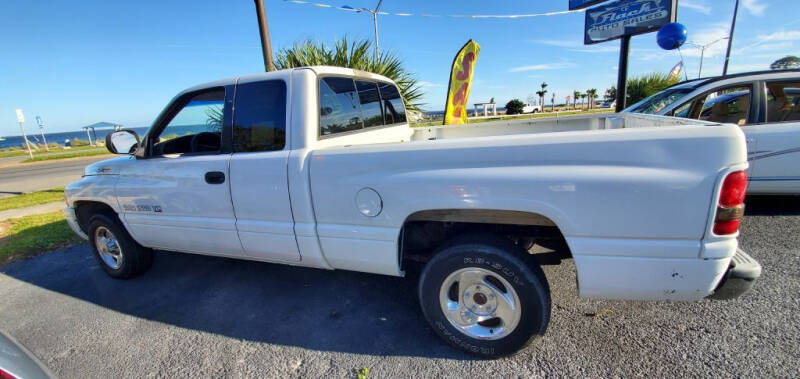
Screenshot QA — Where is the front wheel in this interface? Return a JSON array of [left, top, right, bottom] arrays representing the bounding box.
[[87, 213, 153, 279], [418, 235, 551, 358]]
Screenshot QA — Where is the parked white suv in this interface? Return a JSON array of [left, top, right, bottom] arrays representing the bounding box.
[[624, 69, 800, 194], [65, 66, 760, 357]]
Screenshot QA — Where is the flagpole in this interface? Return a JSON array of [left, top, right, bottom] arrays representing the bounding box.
[[677, 48, 689, 81]]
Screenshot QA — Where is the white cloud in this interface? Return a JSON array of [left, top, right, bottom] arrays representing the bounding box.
[[679, 0, 711, 14], [757, 30, 800, 42], [742, 0, 767, 16], [508, 64, 565, 72], [677, 23, 730, 59], [530, 39, 617, 54], [530, 39, 576, 48], [417, 81, 443, 88]]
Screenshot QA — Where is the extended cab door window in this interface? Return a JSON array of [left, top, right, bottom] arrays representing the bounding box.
[[150, 88, 226, 156], [233, 80, 287, 152]]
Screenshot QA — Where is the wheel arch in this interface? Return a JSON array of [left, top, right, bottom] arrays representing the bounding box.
[[73, 200, 120, 235], [398, 208, 572, 272]]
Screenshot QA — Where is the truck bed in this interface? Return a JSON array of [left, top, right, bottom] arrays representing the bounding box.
[[411, 113, 720, 141]]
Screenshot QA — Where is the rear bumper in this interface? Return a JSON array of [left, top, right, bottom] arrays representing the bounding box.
[[707, 249, 761, 300], [64, 206, 88, 240]]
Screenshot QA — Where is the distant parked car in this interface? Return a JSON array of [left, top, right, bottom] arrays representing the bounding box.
[[522, 104, 541, 114], [624, 69, 800, 195]]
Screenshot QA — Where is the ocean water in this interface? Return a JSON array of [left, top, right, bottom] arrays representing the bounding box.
[[0, 127, 150, 150]]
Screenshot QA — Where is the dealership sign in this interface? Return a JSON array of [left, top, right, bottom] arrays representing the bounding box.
[[584, 0, 677, 44]]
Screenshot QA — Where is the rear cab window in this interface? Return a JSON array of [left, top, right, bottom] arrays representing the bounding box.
[[319, 76, 406, 138]]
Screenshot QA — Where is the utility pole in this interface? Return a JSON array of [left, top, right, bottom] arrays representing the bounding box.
[[14, 109, 33, 159], [372, 0, 383, 60], [254, 0, 276, 72], [343, 0, 383, 60], [722, 0, 739, 76], [687, 37, 728, 78], [615, 35, 631, 112]]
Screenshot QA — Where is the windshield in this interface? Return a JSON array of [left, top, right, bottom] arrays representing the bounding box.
[[624, 87, 695, 114]]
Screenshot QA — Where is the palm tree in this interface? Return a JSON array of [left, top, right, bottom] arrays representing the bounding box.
[[536, 82, 548, 110], [625, 72, 680, 105], [586, 89, 598, 110], [580, 93, 588, 109], [573, 90, 581, 109], [275, 37, 423, 111]]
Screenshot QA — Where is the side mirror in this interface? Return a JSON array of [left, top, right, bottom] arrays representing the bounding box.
[[105, 130, 140, 154]]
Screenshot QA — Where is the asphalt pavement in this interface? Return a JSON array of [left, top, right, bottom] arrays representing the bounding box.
[[0, 197, 798, 377], [0, 156, 109, 196]]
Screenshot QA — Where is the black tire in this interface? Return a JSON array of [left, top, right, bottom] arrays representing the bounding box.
[[87, 213, 153, 279], [418, 234, 551, 358]]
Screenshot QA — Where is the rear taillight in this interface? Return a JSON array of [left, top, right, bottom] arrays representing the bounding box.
[[713, 170, 747, 235], [0, 368, 17, 379]]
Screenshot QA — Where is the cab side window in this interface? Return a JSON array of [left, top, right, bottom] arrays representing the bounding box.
[[233, 80, 287, 152], [766, 81, 800, 123], [378, 82, 406, 124], [319, 77, 408, 137], [152, 88, 225, 156], [319, 77, 363, 136], [355, 80, 384, 128]]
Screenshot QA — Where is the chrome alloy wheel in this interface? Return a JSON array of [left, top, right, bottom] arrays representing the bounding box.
[[438, 267, 522, 340], [94, 226, 123, 269]]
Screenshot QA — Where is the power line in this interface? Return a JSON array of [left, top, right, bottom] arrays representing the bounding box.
[[285, 0, 585, 19]]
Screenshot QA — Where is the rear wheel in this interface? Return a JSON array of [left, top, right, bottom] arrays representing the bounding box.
[[87, 213, 153, 279], [418, 235, 551, 357]]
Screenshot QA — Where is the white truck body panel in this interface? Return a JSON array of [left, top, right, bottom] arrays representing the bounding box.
[[65, 66, 749, 301], [625, 70, 800, 194]]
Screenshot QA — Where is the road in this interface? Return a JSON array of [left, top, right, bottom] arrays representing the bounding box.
[[0, 197, 798, 377], [0, 156, 109, 196]]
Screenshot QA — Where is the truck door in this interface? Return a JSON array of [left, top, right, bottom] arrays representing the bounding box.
[[228, 78, 300, 262], [117, 86, 244, 256], [747, 80, 800, 193]]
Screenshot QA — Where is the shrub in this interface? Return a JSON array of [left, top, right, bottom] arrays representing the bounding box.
[[70, 138, 90, 147], [505, 99, 525, 115], [625, 72, 680, 105]]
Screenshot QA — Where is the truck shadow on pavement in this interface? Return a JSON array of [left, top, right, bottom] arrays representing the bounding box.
[[0, 244, 472, 359], [744, 195, 800, 216]]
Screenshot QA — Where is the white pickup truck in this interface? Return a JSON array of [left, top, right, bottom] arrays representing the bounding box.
[[65, 66, 761, 357]]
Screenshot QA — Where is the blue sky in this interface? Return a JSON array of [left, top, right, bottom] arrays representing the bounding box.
[[1, 0, 798, 134]]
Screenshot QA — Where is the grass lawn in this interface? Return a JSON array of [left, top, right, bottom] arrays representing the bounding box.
[[0, 187, 65, 212], [0, 145, 110, 162], [0, 211, 81, 264], [22, 147, 110, 163]]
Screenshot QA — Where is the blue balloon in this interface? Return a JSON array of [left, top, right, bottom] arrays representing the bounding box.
[[657, 23, 688, 50]]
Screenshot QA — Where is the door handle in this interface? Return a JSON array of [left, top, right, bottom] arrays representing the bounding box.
[[205, 171, 225, 184]]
